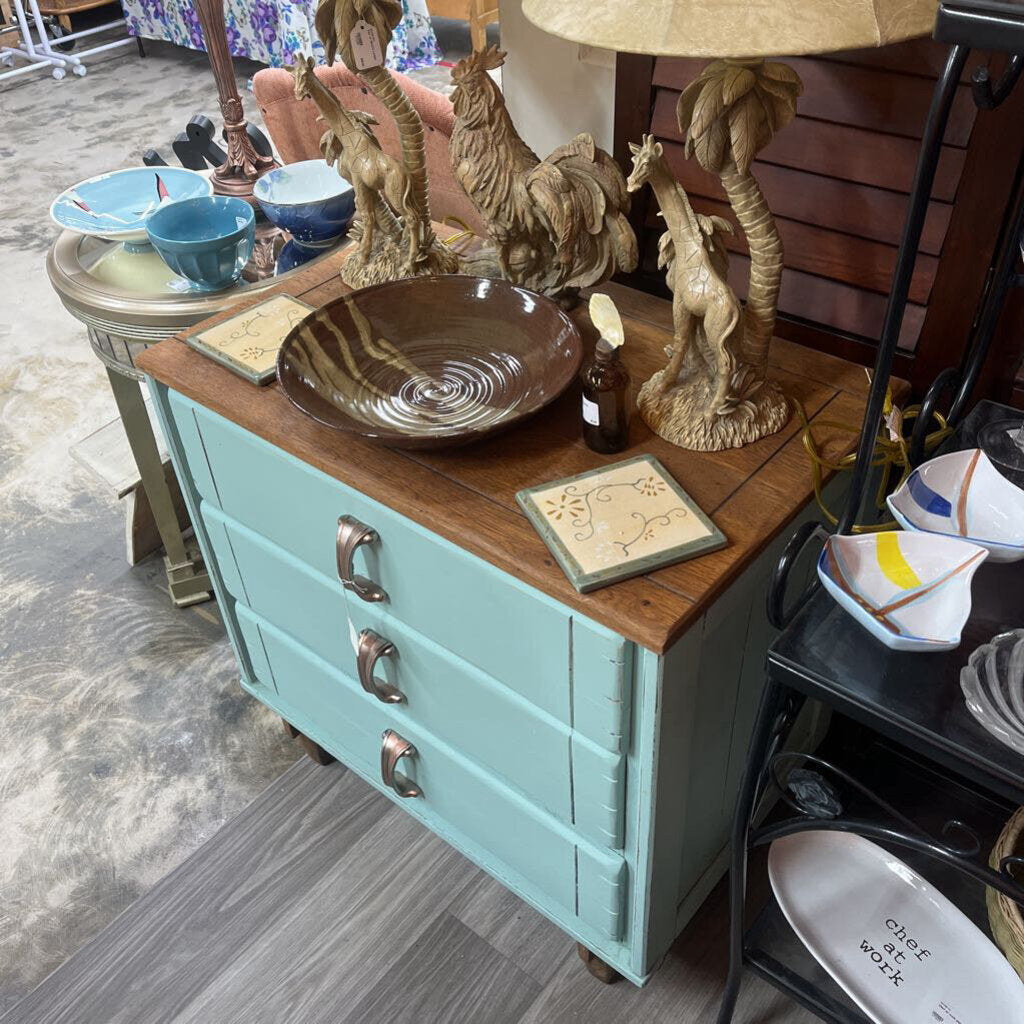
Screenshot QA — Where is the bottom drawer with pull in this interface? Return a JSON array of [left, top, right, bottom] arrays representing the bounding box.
[[233, 602, 629, 943]]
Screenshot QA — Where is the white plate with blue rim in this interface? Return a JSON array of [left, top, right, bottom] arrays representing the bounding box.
[[769, 831, 1024, 1024], [50, 166, 213, 244], [817, 531, 987, 652], [887, 448, 1024, 562]]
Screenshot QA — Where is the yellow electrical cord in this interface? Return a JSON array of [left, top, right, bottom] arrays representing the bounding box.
[[440, 217, 476, 253], [795, 382, 953, 533]]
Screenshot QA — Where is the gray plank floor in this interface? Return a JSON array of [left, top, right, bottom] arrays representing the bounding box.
[[2, 760, 815, 1024]]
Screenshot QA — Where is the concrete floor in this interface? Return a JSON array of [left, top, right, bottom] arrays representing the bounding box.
[[0, 39, 305, 1013], [0, 18, 480, 1011]]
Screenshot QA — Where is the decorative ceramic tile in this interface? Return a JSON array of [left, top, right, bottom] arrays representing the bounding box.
[[517, 454, 726, 592], [184, 295, 315, 385]]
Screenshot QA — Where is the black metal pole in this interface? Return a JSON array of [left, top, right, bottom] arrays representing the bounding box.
[[948, 142, 1024, 422], [837, 44, 970, 534], [715, 678, 792, 1024]]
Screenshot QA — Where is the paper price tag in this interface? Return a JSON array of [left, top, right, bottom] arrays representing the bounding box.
[[884, 404, 902, 443], [350, 19, 384, 70]]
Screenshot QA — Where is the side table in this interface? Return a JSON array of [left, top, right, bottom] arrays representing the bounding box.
[[137, 262, 901, 985], [88, 326, 212, 608], [46, 230, 347, 607]]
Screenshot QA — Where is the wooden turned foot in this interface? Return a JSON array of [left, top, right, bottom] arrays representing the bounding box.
[[576, 943, 620, 984], [298, 735, 336, 765], [282, 719, 335, 765]]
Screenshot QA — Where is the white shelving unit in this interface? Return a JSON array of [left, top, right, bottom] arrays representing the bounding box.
[[0, 0, 135, 82]]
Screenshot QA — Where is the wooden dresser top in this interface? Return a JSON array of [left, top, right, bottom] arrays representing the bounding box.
[[138, 249, 902, 653]]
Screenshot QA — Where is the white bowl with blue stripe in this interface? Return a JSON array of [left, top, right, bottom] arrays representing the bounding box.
[[887, 448, 1024, 562], [818, 532, 987, 651], [50, 167, 213, 244]]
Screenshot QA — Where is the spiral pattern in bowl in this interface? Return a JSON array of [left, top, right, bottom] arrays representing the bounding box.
[[277, 276, 582, 449]]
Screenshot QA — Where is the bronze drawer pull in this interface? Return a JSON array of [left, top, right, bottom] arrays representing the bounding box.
[[380, 729, 421, 798], [336, 515, 387, 603], [356, 629, 403, 704]]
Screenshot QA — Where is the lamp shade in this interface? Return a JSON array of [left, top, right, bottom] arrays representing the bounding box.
[[520, 0, 939, 57]]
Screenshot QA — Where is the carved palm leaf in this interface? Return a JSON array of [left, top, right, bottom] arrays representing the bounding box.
[[316, 0, 402, 67], [677, 59, 802, 176]]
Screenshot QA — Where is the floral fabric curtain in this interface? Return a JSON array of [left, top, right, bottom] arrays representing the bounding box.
[[122, 0, 441, 71]]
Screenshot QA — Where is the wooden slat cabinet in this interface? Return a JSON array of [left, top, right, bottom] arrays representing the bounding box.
[[615, 40, 1024, 400], [138, 261, 892, 984]]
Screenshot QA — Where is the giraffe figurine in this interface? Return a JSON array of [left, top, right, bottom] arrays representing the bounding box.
[[626, 136, 787, 451], [292, 57, 413, 266], [627, 137, 741, 412]]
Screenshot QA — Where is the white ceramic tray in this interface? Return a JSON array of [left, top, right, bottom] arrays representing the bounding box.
[[768, 831, 1024, 1023]]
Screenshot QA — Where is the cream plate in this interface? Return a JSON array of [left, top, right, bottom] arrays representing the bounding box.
[[769, 831, 1024, 1024], [887, 448, 1024, 562], [817, 532, 987, 652]]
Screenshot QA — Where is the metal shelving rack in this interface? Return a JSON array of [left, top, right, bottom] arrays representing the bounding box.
[[0, 0, 136, 82], [716, 3, 1024, 1021]]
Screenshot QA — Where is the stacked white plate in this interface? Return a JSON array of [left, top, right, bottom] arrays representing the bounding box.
[[961, 629, 1024, 756]]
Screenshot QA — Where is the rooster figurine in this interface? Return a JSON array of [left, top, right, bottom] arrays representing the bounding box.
[[450, 45, 638, 303]]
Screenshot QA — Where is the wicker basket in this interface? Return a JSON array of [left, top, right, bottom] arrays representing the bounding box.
[[988, 805, 1024, 981]]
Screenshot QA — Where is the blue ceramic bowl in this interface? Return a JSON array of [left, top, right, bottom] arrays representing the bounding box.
[[50, 167, 213, 243], [253, 160, 355, 252], [146, 196, 255, 292]]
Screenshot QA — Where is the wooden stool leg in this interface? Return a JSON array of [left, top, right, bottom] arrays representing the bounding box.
[[106, 368, 211, 607], [282, 719, 336, 765], [576, 943, 620, 984]]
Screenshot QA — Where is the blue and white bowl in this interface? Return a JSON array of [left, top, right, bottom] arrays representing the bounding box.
[[146, 196, 255, 293], [253, 160, 355, 253], [50, 167, 213, 244], [887, 448, 1024, 562]]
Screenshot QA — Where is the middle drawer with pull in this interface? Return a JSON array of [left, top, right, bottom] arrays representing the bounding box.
[[204, 502, 627, 850], [170, 391, 633, 735]]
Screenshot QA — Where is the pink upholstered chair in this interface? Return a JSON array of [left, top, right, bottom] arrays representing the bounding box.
[[252, 64, 485, 237]]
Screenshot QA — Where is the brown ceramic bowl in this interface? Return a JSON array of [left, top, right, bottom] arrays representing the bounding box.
[[276, 276, 583, 449]]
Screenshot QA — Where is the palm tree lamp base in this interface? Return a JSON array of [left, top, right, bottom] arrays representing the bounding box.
[[626, 58, 803, 451], [300, 1, 454, 290], [638, 368, 789, 452], [340, 213, 460, 290]]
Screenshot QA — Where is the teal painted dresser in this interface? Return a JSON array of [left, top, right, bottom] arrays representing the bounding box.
[[138, 267, 869, 986]]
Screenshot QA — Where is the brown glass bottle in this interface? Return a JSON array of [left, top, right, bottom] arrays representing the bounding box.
[[581, 339, 631, 454]]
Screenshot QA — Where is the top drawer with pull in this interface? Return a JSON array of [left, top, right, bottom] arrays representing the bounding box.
[[167, 390, 632, 740]]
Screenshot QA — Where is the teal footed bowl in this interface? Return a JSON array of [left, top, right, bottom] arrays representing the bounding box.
[[146, 196, 255, 292]]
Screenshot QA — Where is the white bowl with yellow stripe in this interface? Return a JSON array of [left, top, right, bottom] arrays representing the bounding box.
[[818, 531, 988, 652]]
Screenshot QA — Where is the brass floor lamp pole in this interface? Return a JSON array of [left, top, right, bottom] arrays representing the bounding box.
[[193, 0, 281, 273]]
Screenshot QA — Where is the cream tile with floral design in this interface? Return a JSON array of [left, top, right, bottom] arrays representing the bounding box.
[[518, 455, 727, 592], [185, 295, 315, 384]]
